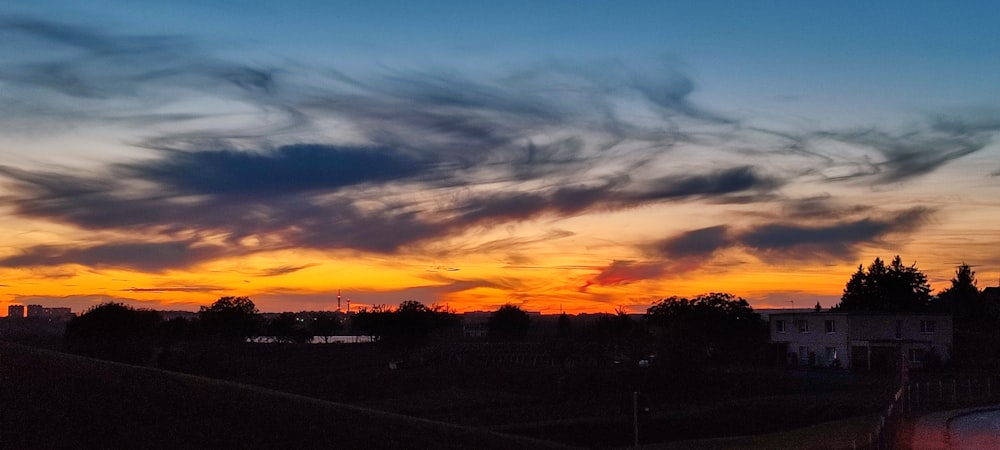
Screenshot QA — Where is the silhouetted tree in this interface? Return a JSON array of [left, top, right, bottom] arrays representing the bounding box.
[[837, 256, 932, 312], [934, 264, 987, 323], [581, 308, 637, 342], [488, 303, 531, 341], [394, 300, 432, 341], [310, 311, 343, 342], [267, 312, 313, 343], [63, 302, 162, 364], [578, 307, 650, 363], [351, 304, 389, 340], [646, 293, 766, 366], [556, 313, 573, 338], [198, 296, 261, 341], [351, 301, 458, 344], [158, 316, 193, 343]]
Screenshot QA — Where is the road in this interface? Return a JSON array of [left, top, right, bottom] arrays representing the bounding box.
[[949, 409, 1000, 449]]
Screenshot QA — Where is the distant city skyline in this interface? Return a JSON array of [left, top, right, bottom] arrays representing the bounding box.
[[2, 1, 999, 315]]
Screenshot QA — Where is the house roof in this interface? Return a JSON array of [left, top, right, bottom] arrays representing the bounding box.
[[765, 311, 952, 319]]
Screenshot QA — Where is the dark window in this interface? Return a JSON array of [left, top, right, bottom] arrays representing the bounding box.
[[920, 320, 936, 333], [824, 319, 836, 333], [776, 320, 786, 333], [798, 319, 809, 333]]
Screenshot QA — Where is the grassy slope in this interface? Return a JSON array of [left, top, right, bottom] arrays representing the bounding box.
[[0, 342, 574, 450]]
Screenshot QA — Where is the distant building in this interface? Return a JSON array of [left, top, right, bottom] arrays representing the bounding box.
[[461, 312, 491, 338], [44, 307, 74, 320], [983, 286, 1000, 303], [7, 305, 25, 319], [17, 305, 74, 321], [769, 311, 953, 370], [160, 310, 198, 321], [26, 304, 44, 317]]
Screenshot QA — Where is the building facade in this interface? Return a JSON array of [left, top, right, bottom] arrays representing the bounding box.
[[769, 311, 952, 370], [7, 305, 25, 318]]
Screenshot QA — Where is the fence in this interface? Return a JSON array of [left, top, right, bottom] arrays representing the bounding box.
[[862, 374, 1000, 449]]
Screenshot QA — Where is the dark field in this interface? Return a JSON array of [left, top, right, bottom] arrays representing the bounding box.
[[0, 342, 572, 450], [0, 337, 898, 449], [154, 341, 897, 448]]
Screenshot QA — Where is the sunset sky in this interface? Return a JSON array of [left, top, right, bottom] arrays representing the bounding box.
[[2, 1, 999, 315]]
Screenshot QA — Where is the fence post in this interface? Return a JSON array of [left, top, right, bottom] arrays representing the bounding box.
[[953, 379, 958, 405]]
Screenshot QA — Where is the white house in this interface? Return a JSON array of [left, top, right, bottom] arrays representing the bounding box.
[[768, 311, 953, 370]]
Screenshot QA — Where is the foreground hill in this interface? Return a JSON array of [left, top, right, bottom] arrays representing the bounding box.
[[0, 342, 574, 449]]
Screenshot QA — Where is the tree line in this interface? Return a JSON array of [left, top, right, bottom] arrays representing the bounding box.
[[62, 292, 771, 369], [836, 256, 1000, 326], [61, 256, 999, 368]]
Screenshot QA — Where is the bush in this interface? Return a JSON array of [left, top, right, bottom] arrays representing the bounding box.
[[63, 303, 162, 364]]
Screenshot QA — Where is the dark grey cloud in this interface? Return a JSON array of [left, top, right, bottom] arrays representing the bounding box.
[[448, 183, 618, 226], [126, 144, 432, 196], [929, 110, 1000, 136], [737, 207, 932, 260], [0, 241, 228, 272], [648, 207, 932, 262], [447, 167, 781, 228], [777, 196, 872, 220], [629, 166, 782, 202], [1, 158, 781, 270], [654, 225, 733, 259]]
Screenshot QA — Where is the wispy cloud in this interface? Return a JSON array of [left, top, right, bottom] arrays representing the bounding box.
[[0, 14, 991, 276]]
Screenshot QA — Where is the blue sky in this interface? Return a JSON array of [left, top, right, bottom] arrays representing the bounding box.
[[12, 1, 998, 127], [2, 1, 999, 313]]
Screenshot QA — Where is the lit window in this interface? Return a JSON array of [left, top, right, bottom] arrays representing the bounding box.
[[824, 320, 836, 333], [920, 320, 936, 333], [825, 347, 838, 362]]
